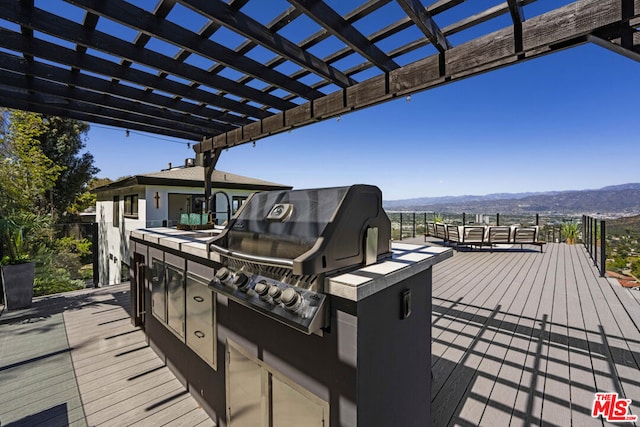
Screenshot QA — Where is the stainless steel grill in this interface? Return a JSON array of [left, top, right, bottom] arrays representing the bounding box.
[[206, 184, 391, 333]]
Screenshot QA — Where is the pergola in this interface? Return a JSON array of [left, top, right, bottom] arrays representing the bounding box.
[[1, 0, 638, 196]]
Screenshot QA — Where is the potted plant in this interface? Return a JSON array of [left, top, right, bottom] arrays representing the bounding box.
[[562, 222, 580, 245], [0, 212, 47, 310]]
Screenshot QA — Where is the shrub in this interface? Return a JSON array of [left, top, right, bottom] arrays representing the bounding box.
[[79, 264, 93, 280], [56, 237, 92, 264], [562, 222, 581, 242], [31, 249, 87, 297], [33, 267, 84, 297]]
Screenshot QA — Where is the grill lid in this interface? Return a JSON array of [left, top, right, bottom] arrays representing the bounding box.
[[208, 185, 391, 275]]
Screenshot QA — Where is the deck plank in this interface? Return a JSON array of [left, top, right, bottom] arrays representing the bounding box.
[[405, 238, 640, 426], [60, 287, 214, 427], [478, 244, 547, 426], [575, 245, 640, 419], [3, 240, 640, 427]]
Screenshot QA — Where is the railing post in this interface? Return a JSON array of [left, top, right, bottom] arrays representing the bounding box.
[[600, 220, 606, 277], [586, 215, 590, 255], [399, 212, 403, 240], [496, 213, 500, 226], [462, 212, 466, 225], [412, 212, 416, 238], [536, 214, 539, 226]]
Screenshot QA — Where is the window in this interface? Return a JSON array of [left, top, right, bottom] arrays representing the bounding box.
[[113, 195, 119, 227], [232, 196, 248, 214], [124, 194, 139, 218]]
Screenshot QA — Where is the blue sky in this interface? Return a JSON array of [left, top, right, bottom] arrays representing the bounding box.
[[86, 42, 639, 200], [77, 1, 639, 201]]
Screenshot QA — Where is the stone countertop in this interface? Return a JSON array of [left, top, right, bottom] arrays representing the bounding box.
[[326, 242, 453, 301], [130, 227, 221, 259], [131, 228, 453, 301]]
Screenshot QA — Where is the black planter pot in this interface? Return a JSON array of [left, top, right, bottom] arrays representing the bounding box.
[[1, 262, 35, 310]]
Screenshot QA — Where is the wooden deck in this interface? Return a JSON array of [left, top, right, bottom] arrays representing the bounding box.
[[403, 238, 640, 426], [0, 284, 213, 427], [2, 242, 640, 426]]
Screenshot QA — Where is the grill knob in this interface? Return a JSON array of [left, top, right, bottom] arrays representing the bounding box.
[[281, 288, 302, 312], [268, 285, 282, 302], [215, 267, 230, 282], [233, 273, 249, 291], [254, 280, 269, 298]]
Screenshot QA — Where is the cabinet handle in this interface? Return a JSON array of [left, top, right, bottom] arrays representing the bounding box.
[[193, 296, 204, 302], [194, 330, 205, 339]]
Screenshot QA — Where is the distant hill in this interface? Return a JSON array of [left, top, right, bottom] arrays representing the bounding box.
[[384, 183, 640, 215], [607, 214, 640, 237]]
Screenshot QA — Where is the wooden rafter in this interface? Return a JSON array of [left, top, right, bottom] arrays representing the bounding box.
[[589, 34, 640, 62], [395, 0, 451, 53], [177, 0, 356, 88], [287, 0, 399, 72], [1, 96, 204, 141], [0, 3, 296, 114], [0, 53, 235, 134], [224, 0, 391, 103], [195, 0, 640, 152], [0, 0, 635, 145], [0, 28, 259, 124], [66, 0, 324, 101], [506, 0, 525, 53]]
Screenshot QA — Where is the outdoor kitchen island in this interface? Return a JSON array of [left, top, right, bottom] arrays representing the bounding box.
[[130, 185, 452, 427]]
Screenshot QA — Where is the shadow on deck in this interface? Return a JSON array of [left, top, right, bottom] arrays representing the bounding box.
[[2, 241, 640, 426], [0, 285, 213, 427], [400, 237, 640, 426]]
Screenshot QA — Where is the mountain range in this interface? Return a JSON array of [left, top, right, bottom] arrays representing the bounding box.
[[383, 183, 640, 216]]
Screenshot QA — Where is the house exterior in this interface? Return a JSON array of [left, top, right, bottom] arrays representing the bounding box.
[[93, 162, 291, 285]]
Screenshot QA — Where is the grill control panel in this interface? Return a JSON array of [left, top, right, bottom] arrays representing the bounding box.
[[209, 267, 328, 335]]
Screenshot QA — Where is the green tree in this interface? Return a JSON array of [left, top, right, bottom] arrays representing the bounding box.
[[0, 109, 63, 213], [36, 115, 99, 218], [67, 177, 113, 215]]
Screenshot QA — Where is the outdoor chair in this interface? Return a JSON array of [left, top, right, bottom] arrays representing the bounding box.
[[434, 223, 448, 243], [487, 226, 512, 251], [446, 224, 462, 249], [513, 226, 545, 252], [460, 226, 486, 249], [425, 222, 436, 242]]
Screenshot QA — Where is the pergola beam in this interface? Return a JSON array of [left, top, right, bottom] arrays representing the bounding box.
[[589, 34, 640, 62], [1, 97, 203, 141], [0, 27, 261, 124], [0, 86, 207, 140], [0, 2, 296, 114], [506, 0, 525, 53], [195, 0, 640, 153], [395, 0, 451, 53], [287, 0, 399, 72], [65, 0, 324, 101], [0, 53, 233, 135], [177, 0, 356, 88]]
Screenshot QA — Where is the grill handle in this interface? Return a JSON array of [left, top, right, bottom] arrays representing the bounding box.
[[208, 243, 294, 269]]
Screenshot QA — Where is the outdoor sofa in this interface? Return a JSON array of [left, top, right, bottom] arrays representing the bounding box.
[[425, 223, 546, 252]]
